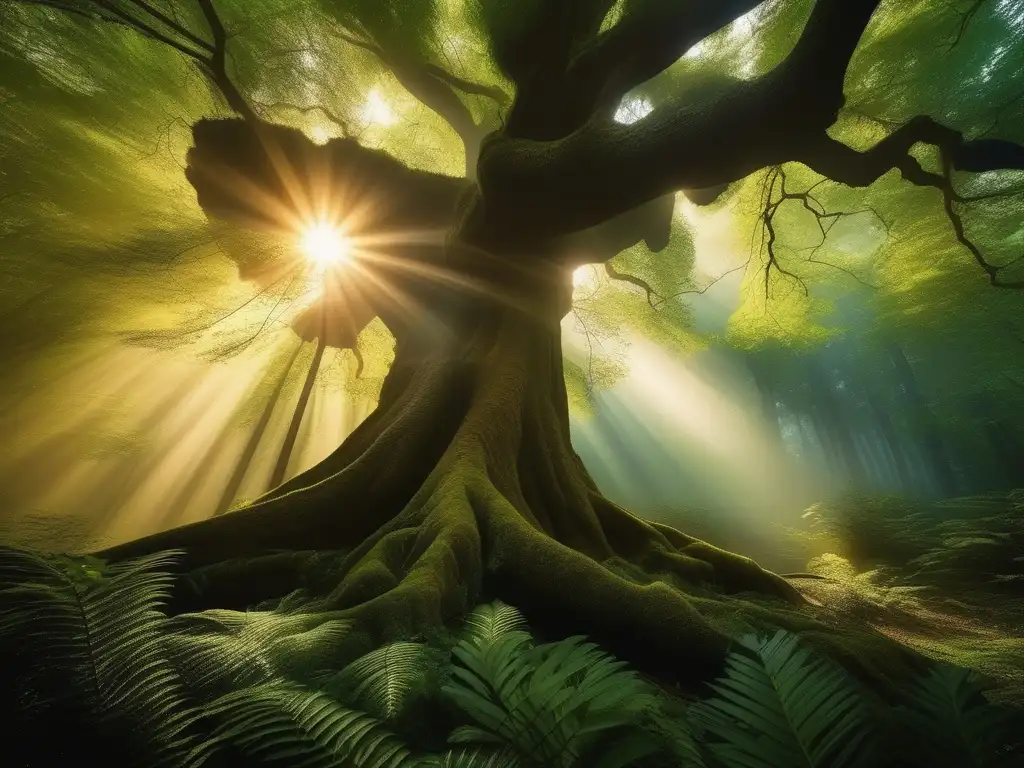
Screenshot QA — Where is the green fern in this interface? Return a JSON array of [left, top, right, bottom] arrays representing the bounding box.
[[460, 600, 531, 647], [330, 641, 434, 720], [168, 608, 352, 693], [191, 680, 416, 767], [898, 664, 1023, 768], [644, 705, 708, 767], [443, 627, 661, 767], [688, 630, 873, 768], [419, 745, 525, 767], [0, 547, 198, 766]]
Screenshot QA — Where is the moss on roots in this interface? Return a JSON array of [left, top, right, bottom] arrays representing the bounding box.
[[95, 269, 927, 700]]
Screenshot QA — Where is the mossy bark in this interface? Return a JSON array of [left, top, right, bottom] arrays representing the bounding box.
[[97, 258, 915, 690]]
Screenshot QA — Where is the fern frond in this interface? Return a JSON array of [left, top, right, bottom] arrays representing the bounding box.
[[419, 745, 525, 767], [332, 642, 432, 720], [168, 608, 352, 693], [645, 705, 708, 768], [444, 631, 659, 767], [899, 664, 1022, 768], [0, 547, 198, 767], [191, 680, 415, 768], [460, 601, 530, 648], [688, 630, 873, 768]]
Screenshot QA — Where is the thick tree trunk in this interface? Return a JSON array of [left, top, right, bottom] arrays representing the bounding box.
[[95, 258, 820, 687]]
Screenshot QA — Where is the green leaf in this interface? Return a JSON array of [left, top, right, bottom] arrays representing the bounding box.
[[689, 630, 873, 768]]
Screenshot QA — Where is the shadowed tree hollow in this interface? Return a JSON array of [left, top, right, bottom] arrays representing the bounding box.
[[12, 0, 1024, 689]]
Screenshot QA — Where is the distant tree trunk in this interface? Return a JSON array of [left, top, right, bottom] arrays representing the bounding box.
[[268, 336, 326, 490], [745, 354, 784, 452], [886, 344, 958, 497], [803, 408, 842, 481], [863, 384, 915, 492], [855, 431, 888, 489], [967, 392, 1024, 491], [214, 341, 305, 515], [805, 359, 868, 487]]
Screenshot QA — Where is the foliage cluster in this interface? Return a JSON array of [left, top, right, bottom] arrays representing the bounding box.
[[1, 547, 1021, 767]]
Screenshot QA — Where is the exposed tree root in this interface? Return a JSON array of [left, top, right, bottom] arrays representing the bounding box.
[[95, 280, 926, 697]]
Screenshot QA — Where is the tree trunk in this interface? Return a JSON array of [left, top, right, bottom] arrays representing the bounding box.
[[863, 383, 915, 493], [886, 344, 959, 497], [805, 359, 868, 487], [94, 259, 819, 688], [268, 336, 326, 491], [213, 341, 305, 515], [745, 353, 784, 452], [967, 392, 1024, 491]]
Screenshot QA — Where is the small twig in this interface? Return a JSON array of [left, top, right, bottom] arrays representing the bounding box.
[[653, 263, 748, 306], [90, 0, 210, 63], [251, 99, 352, 135], [123, 0, 214, 52]]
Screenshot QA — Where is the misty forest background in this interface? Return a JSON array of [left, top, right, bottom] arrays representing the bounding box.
[[0, 0, 1023, 710]]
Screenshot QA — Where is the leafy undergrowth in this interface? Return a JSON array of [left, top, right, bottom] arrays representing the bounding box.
[[1, 547, 1022, 767], [791, 488, 1024, 705]]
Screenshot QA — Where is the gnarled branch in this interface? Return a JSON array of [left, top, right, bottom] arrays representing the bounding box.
[[756, 166, 885, 298], [15, 0, 254, 118], [604, 262, 658, 308], [470, 0, 887, 248], [505, 0, 764, 140], [800, 118, 1024, 288]]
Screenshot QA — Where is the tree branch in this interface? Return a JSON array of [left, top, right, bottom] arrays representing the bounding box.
[[756, 166, 884, 295], [469, 0, 887, 248], [421, 63, 508, 107], [329, 28, 505, 178], [195, 0, 254, 118], [251, 99, 352, 135], [123, 0, 214, 53], [16, 0, 256, 119], [90, 0, 210, 63], [800, 118, 1024, 288], [505, 0, 764, 140], [469, 0, 1024, 292], [604, 262, 658, 307]]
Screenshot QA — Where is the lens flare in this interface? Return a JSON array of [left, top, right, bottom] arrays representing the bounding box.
[[300, 222, 352, 266]]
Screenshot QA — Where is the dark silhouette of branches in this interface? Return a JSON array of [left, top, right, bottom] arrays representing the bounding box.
[[13, 0, 254, 117], [802, 116, 1024, 288], [603, 262, 658, 308], [753, 166, 886, 299], [250, 99, 353, 135]]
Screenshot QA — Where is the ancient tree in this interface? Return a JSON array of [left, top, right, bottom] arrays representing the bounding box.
[[11, 0, 1024, 686]]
